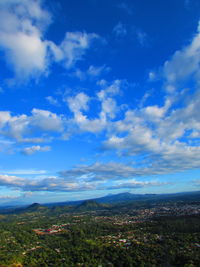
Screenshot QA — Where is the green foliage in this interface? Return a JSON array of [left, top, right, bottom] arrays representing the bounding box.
[[0, 204, 200, 266]]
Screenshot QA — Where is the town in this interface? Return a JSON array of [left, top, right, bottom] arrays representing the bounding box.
[[0, 200, 200, 266]]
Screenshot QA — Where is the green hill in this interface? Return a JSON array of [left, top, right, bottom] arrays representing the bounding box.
[[74, 200, 109, 212]]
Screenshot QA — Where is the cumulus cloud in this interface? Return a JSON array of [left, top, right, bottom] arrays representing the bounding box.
[[1, 19, 200, 180], [21, 145, 51, 155], [0, 108, 64, 142], [0, 171, 166, 193], [102, 89, 200, 176], [67, 92, 90, 115], [66, 92, 105, 133], [0, 174, 25, 187], [0, 74, 200, 178], [0, 1, 101, 81], [0, 173, 96, 192], [86, 23, 200, 177], [163, 21, 200, 91], [56, 32, 99, 68], [65, 80, 122, 134], [31, 109, 64, 132], [0, 80, 122, 146], [0, 0, 51, 80]]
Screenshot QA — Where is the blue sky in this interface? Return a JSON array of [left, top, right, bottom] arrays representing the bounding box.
[[0, 0, 200, 205]]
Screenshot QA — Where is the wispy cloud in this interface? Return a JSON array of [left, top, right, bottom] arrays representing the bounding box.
[[0, 172, 167, 193], [136, 30, 148, 46], [49, 32, 101, 69], [117, 2, 133, 15], [113, 22, 127, 37], [46, 96, 60, 106], [1, 169, 47, 175], [21, 145, 51, 155], [71, 65, 110, 80]]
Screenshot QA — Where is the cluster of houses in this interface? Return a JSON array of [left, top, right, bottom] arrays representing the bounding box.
[[33, 224, 68, 235]]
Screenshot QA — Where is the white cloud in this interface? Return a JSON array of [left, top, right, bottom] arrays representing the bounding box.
[[0, 170, 167, 193], [0, 173, 98, 192], [163, 21, 200, 91], [0, 174, 25, 187], [0, 109, 64, 142], [148, 72, 156, 81], [1, 32, 48, 78], [0, 80, 121, 145], [0, 1, 101, 81], [46, 96, 60, 106], [87, 65, 110, 77], [50, 32, 100, 69], [71, 64, 111, 81], [100, 97, 117, 120], [107, 180, 168, 190], [100, 83, 200, 177], [0, 29, 200, 181], [0, 79, 199, 178], [59, 162, 140, 181], [0, 0, 51, 80], [142, 98, 171, 120], [1, 169, 47, 175], [66, 91, 106, 133], [21, 145, 51, 155], [97, 79, 122, 100], [31, 108, 64, 132], [65, 80, 122, 133], [0, 194, 20, 200], [67, 92, 90, 114], [60, 32, 99, 68]]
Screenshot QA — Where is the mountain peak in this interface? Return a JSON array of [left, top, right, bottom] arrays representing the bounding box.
[[29, 203, 41, 208]]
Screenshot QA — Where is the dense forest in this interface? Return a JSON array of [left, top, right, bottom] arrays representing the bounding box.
[[0, 199, 200, 267]]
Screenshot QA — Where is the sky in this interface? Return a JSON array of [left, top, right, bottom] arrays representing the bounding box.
[[0, 0, 200, 205]]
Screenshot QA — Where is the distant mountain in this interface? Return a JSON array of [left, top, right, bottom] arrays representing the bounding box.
[[74, 200, 108, 212], [95, 192, 157, 203], [24, 203, 48, 212], [45, 191, 200, 207], [1, 203, 49, 214], [44, 192, 155, 207], [1, 191, 200, 214]]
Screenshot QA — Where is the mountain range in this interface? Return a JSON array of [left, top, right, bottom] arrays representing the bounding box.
[[0, 191, 200, 214]]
